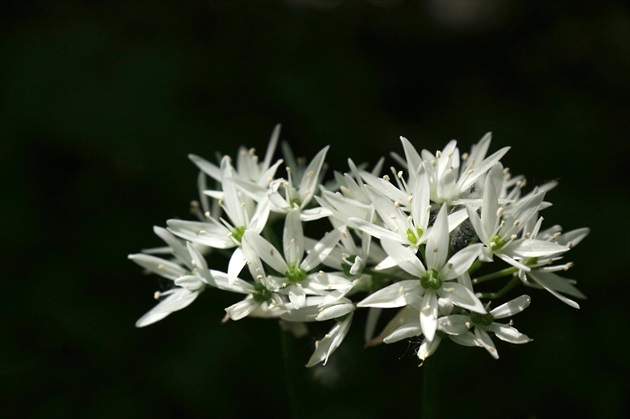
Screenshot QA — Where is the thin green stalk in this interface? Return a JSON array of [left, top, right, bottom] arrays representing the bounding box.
[[476, 277, 520, 299], [280, 328, 302, 418], [472, 266, 518, 285], [467, 259, 482, 275], [362, 267, 408, 283]]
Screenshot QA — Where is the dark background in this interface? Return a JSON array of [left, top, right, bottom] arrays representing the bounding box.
[[2, 1, 628, 418]]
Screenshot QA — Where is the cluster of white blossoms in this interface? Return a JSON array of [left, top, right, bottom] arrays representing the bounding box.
[[130, 125, 589, 367]]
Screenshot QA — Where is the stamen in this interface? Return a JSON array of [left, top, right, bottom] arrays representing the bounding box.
[[154, 291, 161, 300]]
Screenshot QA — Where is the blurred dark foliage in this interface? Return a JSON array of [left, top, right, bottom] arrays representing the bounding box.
[[1, 1, 628, 418]]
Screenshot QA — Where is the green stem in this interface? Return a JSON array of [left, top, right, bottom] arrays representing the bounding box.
[[472, 266, 518, 285], [362, 267, 408, 283], [475, 277, 520, 299], [280, 328, 302, 419], [467, 259, 482, 275]]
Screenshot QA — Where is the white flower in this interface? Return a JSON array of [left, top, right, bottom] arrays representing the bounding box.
[[130, 231, 212, 327], [435, 294, 533, 360], [358, 205, 484, 341], [167, 157, 272, 283], [466, 174, 569, 271], [242, 210, 348, 310], [188, 124, 283, 186], [306, 313, 354, 367], [266, 146, 332, 221]]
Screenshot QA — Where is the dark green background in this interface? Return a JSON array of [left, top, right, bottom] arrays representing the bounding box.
[[2, 1, 628, 418]]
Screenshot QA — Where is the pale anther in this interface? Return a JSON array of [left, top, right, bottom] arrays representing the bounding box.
[[154, 291, 161, 300]]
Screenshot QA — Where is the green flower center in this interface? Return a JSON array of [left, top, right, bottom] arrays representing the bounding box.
[[490, 235, 506, 250], [470, 312, 494, 327], [406, 227, 424, 245], [253, 282, 272, 303], [290, 198, 302, 209], [231, 226, 246, 243], [420, 269, 442, 290], [285, 263, 307, 283]]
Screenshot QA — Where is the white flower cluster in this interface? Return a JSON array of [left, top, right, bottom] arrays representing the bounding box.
[[130, 125, 589, 367]]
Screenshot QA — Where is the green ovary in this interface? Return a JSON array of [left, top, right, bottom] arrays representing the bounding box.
[[420, 269, 442, 290], [470, 312, 494, 326], [406, 227, 424, 244], [231, 226, 246, 242], [253, 282, 272, 303], [490, 235, 506, 250], [285, 263, 307, 283]]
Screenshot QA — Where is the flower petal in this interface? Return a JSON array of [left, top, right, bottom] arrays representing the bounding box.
[[242, 231, 288, 274], [419, 290, 438, 341], [357, 280, 420, 308], [486, 323, 532, 344], [301, 228, 342, 272], [490, 295, 531, 319], [306, 314, 353, 367], [381, 238, 427, 278], [128, 254, 186, 280], [426, 205, 449, 270], [438, 282, 486, 313], [135, 288, 199, 327], [439, 243, 483, 280]]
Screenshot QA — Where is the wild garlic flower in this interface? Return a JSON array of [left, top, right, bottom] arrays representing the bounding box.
[[131, 126, 589, 368]]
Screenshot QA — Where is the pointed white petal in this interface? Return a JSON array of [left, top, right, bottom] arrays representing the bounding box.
[[209, 270, 255, 293], [437, 314, 471, 335], [486, 323, 532, 344], [135, 288, 199, 327], [438, 282, 486, 313], [507, 239, 569, 258], [481, 175, 500, 235], [188, 154, 221, 181], [383, 324, 423, 344], [474, 328, 499, 359], [490, 295, 531, 319], [417, 336, 441, 364], [128, 254, 186, 280], [301, 228, 342, 272], [227, 247, 247, 285], [351, 218, 406, 243], [298, 146, 329, 206], [420, 291, 438, 341], [283, 209, 304, 266], [439, 243, 483, 280], [306, 314, 353, 367], [242, 231, 288, 274], [262, 124, 281, 171], [357, 280, 420, 308], [315, 302, 355, 321], [380, 238, 427, 278], [174, 275, 205, 291], [299, 207, 333, 221], [225, 297, 261, 321], [557, 227, 590, 248], [288, 284, 306, 309], [526, 271, 582, 308], [167, 220, 234, 249], [426, 205, 449, 270], [153, 226, 192, 268]]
